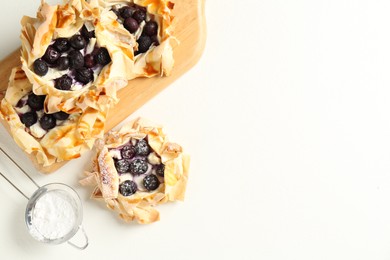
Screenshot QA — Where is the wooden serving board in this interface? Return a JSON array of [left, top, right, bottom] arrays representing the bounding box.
[[0, 0, 206, 173]]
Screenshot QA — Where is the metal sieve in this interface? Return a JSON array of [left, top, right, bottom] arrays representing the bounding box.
[[0, 147, 88, 250]]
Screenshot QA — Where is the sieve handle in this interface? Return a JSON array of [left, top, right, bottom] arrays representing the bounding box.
[[0, 147, 40, 200], [67, 225, 89, 250]]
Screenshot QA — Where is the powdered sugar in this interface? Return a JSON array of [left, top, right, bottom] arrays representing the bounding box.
[[28, 190, 77, 241]]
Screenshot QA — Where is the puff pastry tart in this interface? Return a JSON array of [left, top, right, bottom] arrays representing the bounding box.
[[0, 67, 110, 167], [94, 0, 176, 81], [20, 0, 128, 113], [80, 118, 189, 224]]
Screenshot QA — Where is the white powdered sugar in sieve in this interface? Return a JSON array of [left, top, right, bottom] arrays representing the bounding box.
[[28, 190, 77, 241]]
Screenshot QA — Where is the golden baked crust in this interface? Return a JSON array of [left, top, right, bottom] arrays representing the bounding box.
[[20, 0, 128, 114], [0, 0, 179, 169], [0, 67, 112, 167], [80, 117, 189, 224], [94, 0, 177, 81], [20, 0, 177, 112]]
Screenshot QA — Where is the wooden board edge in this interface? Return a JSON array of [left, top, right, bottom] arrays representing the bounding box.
[[0, 0, 207, 174]]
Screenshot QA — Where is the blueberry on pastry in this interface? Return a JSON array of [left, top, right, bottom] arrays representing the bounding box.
[[0, 67, 110, 167], [20, 0, 127, 114], [81, 118, 190, 224], [96, 0, 177, 82]]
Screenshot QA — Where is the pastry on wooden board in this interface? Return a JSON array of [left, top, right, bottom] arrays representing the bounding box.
[[94, 0, 177, 80], [20, 0, 129, 114], [80, 117, 189, 224], [20, 0, 176, 114], [0, 0, 179, 169], [0, 67, 112, 167]]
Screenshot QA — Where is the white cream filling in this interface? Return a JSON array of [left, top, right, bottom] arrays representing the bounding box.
[[84, 21, 95, 33], [30, 122, 47, 139], [36, 110, 44, 118], [134, 21, 146, 40], [133, 174, 147, 192], [147, 152, 161, 165], [109, 149, 122, 160], [15, 105, 30, 114], [85, 38, 97, 54], [119, 173, 133, 183], [70, 84, 82, 91], [44, 68, 70, 82]]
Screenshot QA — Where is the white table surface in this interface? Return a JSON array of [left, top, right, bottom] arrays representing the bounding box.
[[2, 0, 390, 259]]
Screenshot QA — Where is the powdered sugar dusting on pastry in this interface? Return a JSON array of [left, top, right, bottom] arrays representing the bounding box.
[[81, 117, 190, 224]]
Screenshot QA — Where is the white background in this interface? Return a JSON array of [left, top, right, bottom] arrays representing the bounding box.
[[1, 0, 390, 259]]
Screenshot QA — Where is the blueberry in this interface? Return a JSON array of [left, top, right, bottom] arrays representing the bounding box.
[[135, 139, 150, 156], [68, 50, 84, 69], [69, 34, 86, 50], [130, 158, 148, 175], [124, 17, 139, 33], [94, 47, 111, 66], [115, 159, 130, 173], [16, 98, 26, 108], [27, 93, 45, 110], [53, 38, 70, 52], [53, 111, 70, 120], [143, 175, 160, 191], [156, 164, 165, 177], [143, 21, 158, 36], [137, 35, 152, 53], [91, 47, 100, 56], [80, 25, 95, 39], [33, 59, 48, 76], [132, 10, 146, 24], [119, 6, 136, 19], [134, 4, 147, 11], [20, 111, 37, 127], [42, 46, 60, 64], [84, 54, 96, 68], [151, 35, 159, 46], [54, 75, 72, 90], [119, 180, 137, 196], [121, 145, 136, 159], [75, 67, 94, 84], [39, 114, 56, 130], [56, 57, 70, 70]]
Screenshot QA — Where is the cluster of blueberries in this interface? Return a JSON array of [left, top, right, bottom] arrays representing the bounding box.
[[113, 3, 160, 54], [33, 25, 111, 90], [32, 3, 160, 92], [22, 5, 165, 187], [18, 93, 70, 131], [114, 139, 164, 196]]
